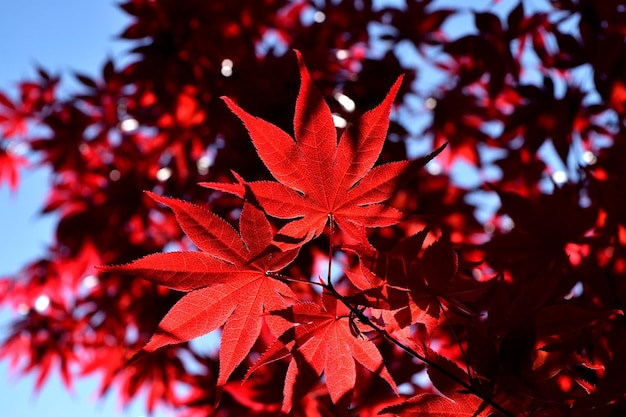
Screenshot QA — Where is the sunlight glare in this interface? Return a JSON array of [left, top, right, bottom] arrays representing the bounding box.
[[313, 11, 326, 23], [582, 150, 597, 165], [83, 275, 99, 288], [501, 215, 515, 231], [119, 118, 139, 132], [156, 167, 172, 181], [109, 169, 121, 181], [197, 155, 213, 175], [425, 97, 437, 110], [332, 113, 347, 128], [552, 170, 568, 184], [334, 92, 356, 112], [564, 281, 583, 300], [34, 295, 50, 312], [335, 49, 349, 60], [221, 59, 233, 77]]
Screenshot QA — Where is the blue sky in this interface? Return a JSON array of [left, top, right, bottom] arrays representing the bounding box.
[[0, 2, 171, 416]]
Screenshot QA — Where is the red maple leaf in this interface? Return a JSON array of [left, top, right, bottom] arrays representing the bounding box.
[[380, 394, 486, 417], [203, 50, 445, 244], [347, 232, 491, 334], [100, 192, 299, 386], [0, 148, 27, 192], [248, 294, 398, 414]]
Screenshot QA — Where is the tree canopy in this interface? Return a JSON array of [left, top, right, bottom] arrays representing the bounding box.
[[1, 1, 626, 416]]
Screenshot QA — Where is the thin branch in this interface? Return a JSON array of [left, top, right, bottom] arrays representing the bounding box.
[[324, 283, 517, 417], [437, 298, 473, 380], [326, 213, 334, 289]]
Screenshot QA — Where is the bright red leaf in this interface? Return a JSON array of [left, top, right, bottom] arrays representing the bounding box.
[[203, 51, 444, 244], [0, 148, 27, 192], [100, 192, 299, 386], [248, 294, 398, 413]]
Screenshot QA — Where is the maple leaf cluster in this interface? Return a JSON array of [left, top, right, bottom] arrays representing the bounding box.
[[1, 1, 626, 416]]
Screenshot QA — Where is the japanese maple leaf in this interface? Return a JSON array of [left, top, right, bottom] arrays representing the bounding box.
[[380, 394, 487, 417], [0, 148, 27, 192], [203, 50, 445, 244], [247, 294, 398, 414], [346, 232, 493, 337], [99, 192, 298, 386]]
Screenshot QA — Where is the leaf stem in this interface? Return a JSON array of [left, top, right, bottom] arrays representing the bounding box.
[[326, 213, 334, 289], [437, 298, 473, 381]]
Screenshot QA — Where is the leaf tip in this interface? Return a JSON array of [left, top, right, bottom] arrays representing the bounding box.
[[220, 95, 238, 111], [95, 262, 126, 273], [143, 189, 163, 203], [292, 48, 303, 62], [390, 73, 405, 94]]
